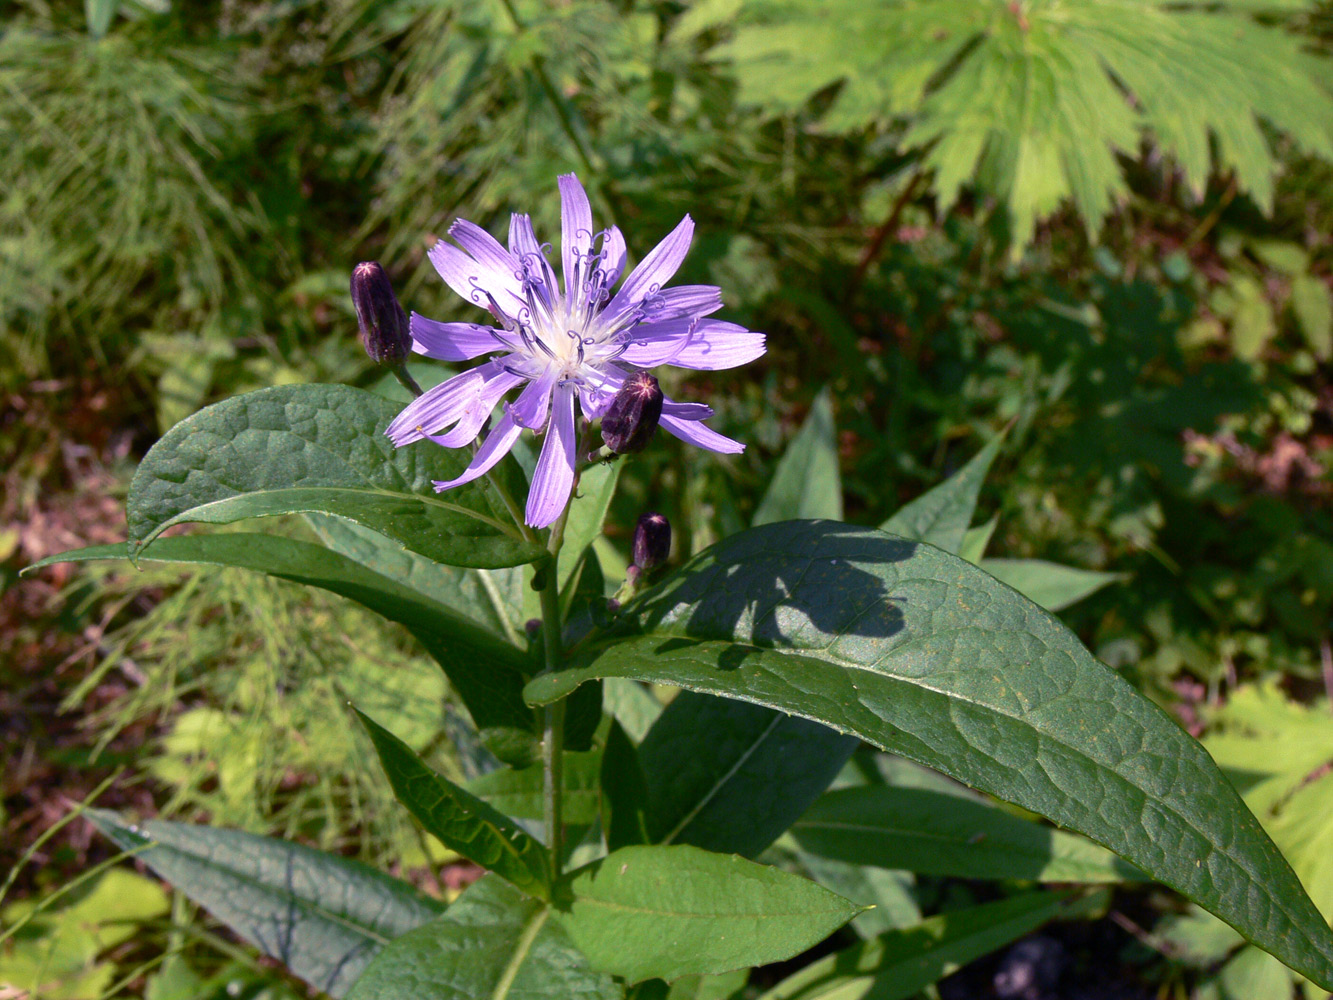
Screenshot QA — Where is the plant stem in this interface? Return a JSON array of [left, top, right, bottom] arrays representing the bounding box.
[[537, 497, 574, 876]]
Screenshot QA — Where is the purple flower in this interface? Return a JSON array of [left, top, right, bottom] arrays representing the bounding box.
[[386, 174, 766, 528]]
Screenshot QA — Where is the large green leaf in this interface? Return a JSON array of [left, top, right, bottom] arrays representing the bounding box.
[[86, 809, 442, 999], [638, 692, 856, 857], [346, 876, 620, 1000], [525, 521, 1333, 989], [719, 0, 1333, 247], [304, 513, 524, 643], [753, 388, 843, 525], [27, 537, 538, 761], [980, 558, 1123, 612], [792, 785, 1144, 883], [757, 890, 1101, 1000], [556, 845, 861, 983], [127, 383, 544, 570], [358, 710, 551, 900], [879, 434, 1002, 554]]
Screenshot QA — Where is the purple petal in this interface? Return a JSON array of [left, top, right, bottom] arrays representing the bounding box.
[[605, 214, 694, 318], [660, 412, 744, 454], [433, 412, 523, 492], [620, 319, 766, 370], [428, 240, 524, 315], [602, 226, 627, 287], [450, 219, 521, 282], [648, 285, 723, 321], [508, 213, 558, 299], [558, 174, 594, 299], [526, 382, 578, 528], [410, 313, 509, 361], [510, 366, 558, 430], [423, 369, 524, 448], [386, 366, 490, 446], [661, 397, 714, 421]]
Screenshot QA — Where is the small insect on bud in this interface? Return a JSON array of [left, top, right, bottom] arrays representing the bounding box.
[[632, 512, 671, 573], [600, 372, 663, 455], [351, 261, 411, 366]]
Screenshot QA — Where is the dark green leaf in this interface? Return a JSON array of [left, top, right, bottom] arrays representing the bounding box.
[[466, 752, 603, 825], [980, 558, 1123, 612], [346, 876, 620, 1000], [559, 458, 623, 594], [879, 434, 1003, 553], [127, 384, 544, 570], [792, 785, 1144, 883], [600, 720, 651, 852], [87, 809, 442, 999], [753, 388, 843, 525], [357, 710, 551, 899], [526, 521, 1333, 989], [638, 692, 856, 857], [757, 890, 1103, 1000], [27, 537, 538, 763], [305, 513, 524, 643], [556, 845, 861, 984]]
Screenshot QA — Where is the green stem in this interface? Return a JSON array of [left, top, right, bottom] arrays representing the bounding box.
[[538, 496, 574, 875]]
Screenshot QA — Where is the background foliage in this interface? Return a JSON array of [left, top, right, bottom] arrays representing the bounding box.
[[3, 0, 1332, 997]]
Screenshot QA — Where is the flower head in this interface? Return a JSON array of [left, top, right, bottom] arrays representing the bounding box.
[[386, 174, 765, 528]]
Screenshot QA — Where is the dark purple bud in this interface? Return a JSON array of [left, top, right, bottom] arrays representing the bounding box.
[[632, 512, 671, 572], [351, 261, 411, 366], [601, 372, 663, 454]]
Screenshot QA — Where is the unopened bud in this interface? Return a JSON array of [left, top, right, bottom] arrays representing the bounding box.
[[632, 512, 671, 572], [601, 372, 663, 454], [351, 261, 411, 366]]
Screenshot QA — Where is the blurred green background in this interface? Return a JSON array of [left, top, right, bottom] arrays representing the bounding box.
[[2, 0, 1332, 997]]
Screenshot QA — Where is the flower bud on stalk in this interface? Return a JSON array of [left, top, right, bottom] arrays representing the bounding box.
[[352, 262, 422, 397], [600, 372, 663, 455], [632, 512, 671, 573]]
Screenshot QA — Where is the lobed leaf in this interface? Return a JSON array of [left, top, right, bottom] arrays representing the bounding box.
[[525, 521, 1333, 989], [126, 383, 545, 570], [87, 809, 442, 999]]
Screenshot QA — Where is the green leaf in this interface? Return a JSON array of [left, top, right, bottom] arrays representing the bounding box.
[[556, 845, 861, 983], [86, 809, 442, 999], [792, 785, 1144, 883], [305, 513, 523, 643], [27, 537, 538, 763], [357, 710, 551, 899], [880, 434, 1003, 554], [793, 852, 920, 938], [753, 388, 843, 525], [757, 890, 1101, 1000], [85, 0, 116, 37], [1292, 274, 1333, 361], [603, 678, 663, 744], [721, 2, 1333, 247], [559, 458, 623, 593], [601, 719, 652, 851], [958, 515, 998, 564], [979, 558, 1123, 612], [666, 970, 750, 1000], [525, 521, 1333, 989], [638, 692, 856, 857], [127, 384, 544, 570], [346, 876, 620, 1000], [465, 752, 604, 825]]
